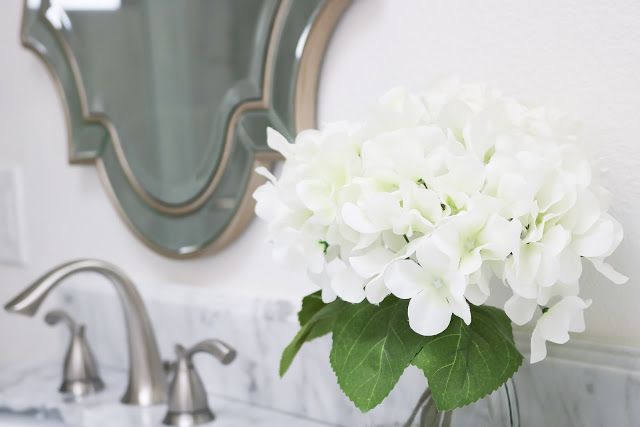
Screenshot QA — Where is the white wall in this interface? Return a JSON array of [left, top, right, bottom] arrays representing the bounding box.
[[0, 0, 638, 368]]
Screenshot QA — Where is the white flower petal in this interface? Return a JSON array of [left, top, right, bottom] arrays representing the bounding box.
[[408, 290, 453, 336], [571, 218, 615, 258], [459, 249, 483, 275], [556, 249, 583, 284], [504, 295, 538, 326], [437, 98, 473, 135], [397, 209, 435, 237], [325, 259, 366, 303], [307, 269, 337, 303], [266, 127, 293, 157], [536, 255, 560, 288], [296, 180, 331, 212], [382, 230, 409, 252], [448, 293, 471, 325], [536, 173, 565, 212], [322, 287, 337, 303], [330, 222, 359, 245], [478, 216, 522, 261], [536, 281, 579, 306], [364, 193, 402, 229], [588, 258, 629, 284], [410, 186, 444, 222], [272, 228, 305, 269], [599, 215, 624, 258], [399, 235, 430, 259], [472, 263, 494, 295], [437, 155, 486, 194], [341, 203, 379, 234], [254, 166, 278, 183], [505, 244, 541, 299], [253, 183, 280, 222], [354, 232, 380, 251], [531, 296, 591, 363], [539, 297, 591, 342], [365, 275, 391, 304], [562, 189, 601, 234], [540, 317, 569, 344], [497, 173, 536, 217], [302, 239, 326, 275], [447, 271, 468, 300], [540, 225, 570, 257], [349, 245, 396, 278], [385, 260, 425, 299], [530, 325, 548, 364], [465, 282, 489, 306], [431, 223, 462, 268], [568, 302, 590, 333], [417, 237, 457, 276]]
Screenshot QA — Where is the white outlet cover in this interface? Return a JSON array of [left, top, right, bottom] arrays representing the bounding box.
[[0, 166, 27, 265]]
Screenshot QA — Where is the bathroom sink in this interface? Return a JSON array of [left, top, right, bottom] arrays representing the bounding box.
[[0, 364, 336, 427], [0, 413, 67, 426]]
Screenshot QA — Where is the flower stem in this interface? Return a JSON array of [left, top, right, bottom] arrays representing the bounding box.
[[403, 388, 432, 427]]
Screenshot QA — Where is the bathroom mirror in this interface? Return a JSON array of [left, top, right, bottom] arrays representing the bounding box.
[[21, 0, 350, 257]]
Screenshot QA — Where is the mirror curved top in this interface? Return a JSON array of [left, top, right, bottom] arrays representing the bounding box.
[[22, 0, 350, 257]]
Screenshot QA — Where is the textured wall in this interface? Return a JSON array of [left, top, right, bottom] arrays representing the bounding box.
[[0, 0, 638, 368]]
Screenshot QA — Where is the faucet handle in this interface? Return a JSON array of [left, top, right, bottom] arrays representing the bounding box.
[[45, 310, 79, 332], [163, 339, 236, 426], [180, 339, 236, 365], [45, 309, 105, 398]]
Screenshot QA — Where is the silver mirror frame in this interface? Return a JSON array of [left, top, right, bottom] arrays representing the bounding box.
[[20, 0, 351, 257]]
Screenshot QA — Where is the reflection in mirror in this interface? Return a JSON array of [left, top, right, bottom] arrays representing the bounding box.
[[21, 0, 350, 256]]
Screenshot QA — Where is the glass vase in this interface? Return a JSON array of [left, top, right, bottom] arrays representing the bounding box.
[[403, 378, 519, 427]]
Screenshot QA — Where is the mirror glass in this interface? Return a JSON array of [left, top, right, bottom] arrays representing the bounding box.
[[22, 0, 349, 256]]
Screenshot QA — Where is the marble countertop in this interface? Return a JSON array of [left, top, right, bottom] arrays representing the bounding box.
[[0, 364, 335, 427], [7, 281, 638, 426]]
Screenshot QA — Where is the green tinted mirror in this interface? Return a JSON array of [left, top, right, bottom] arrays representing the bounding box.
[[22, 0, 349, 256]]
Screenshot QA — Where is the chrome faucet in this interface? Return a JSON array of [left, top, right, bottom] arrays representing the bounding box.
[[45, 309, 105, 398], [4, 259, 168, 406], [163, 339, 236, 426]]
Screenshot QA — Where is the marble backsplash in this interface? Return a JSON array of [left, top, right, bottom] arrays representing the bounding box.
[[44, 275, 640, 427]]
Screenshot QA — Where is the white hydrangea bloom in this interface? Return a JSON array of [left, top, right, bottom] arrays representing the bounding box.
[[385, 238, 470, 336], [253, 77, 626, 362], [530, 296, 592, 363]]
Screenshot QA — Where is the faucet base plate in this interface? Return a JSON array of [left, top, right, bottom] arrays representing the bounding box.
[[59, 378, 105, 399], [163, 409, 215, 426]]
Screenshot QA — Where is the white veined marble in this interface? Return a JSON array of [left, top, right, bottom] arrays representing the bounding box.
[[0, 364, 335, 427], [6, 276, 638, 427]]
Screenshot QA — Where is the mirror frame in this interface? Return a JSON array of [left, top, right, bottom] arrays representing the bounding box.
[[21, 0, 351, 257]]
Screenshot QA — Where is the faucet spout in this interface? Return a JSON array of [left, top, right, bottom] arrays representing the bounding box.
[[4, 259, 168, 406]]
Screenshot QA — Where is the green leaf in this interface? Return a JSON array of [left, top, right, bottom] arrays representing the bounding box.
[[298, 290, 326, 327], [329, 297, 429, 412], [280, 297, 347, 377], [411, 305, 523, 412], [298, 291, 339, 342]]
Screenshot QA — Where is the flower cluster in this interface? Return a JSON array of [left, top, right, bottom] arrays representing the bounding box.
[[253, 77, 626, 363]]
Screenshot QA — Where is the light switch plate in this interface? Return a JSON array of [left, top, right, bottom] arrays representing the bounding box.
[[0, 166, 27, 265]]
